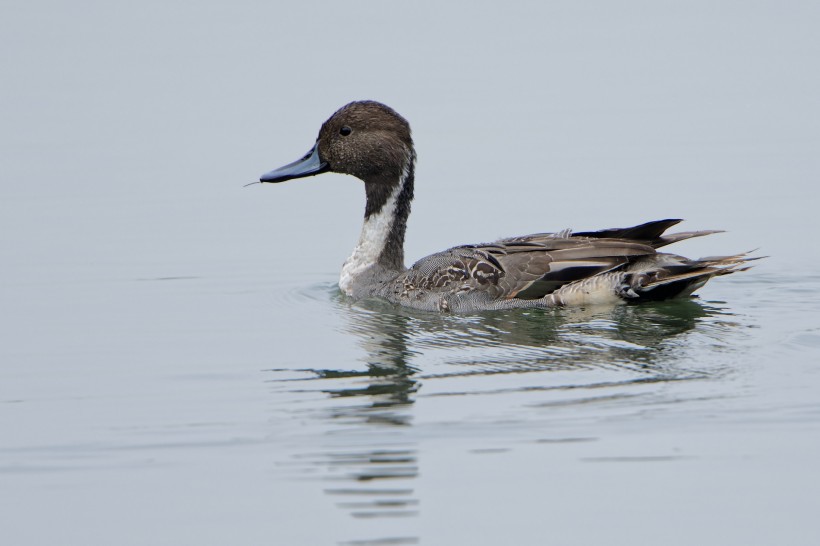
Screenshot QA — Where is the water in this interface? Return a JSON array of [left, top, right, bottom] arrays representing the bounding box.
[[2, 2, 820, 545]]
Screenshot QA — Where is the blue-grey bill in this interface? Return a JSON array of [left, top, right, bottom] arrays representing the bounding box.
[[260, 142, 329, 183]]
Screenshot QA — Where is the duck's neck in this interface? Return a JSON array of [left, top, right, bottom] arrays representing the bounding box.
[[339, 150, 415, 296]]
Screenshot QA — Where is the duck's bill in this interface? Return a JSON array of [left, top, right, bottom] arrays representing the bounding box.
[[260, 142, 329, 183]]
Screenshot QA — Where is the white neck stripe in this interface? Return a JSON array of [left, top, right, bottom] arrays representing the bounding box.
[[339, 152, 412, 296]]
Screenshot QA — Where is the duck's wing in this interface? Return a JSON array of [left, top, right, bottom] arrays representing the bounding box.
[[498, 218, 723, 249], [403, 236, 656, 301]]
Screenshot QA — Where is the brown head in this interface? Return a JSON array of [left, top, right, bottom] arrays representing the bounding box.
[[260, 101, 416, 269], [260, 100, 414, 187]]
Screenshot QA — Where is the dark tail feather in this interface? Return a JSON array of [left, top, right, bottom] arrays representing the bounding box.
[[629, 253, 760, 302]]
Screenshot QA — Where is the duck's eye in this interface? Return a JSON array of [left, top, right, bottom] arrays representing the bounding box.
[[339, 126, 352, 136]]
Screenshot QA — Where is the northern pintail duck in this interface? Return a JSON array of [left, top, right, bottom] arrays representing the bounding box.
[[258, 101, 754, 312]]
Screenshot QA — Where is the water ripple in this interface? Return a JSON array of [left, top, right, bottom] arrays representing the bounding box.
[[265, 293, 748, 421], [263, 282, 762, 546]]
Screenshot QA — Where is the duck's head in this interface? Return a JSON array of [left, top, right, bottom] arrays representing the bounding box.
[[260, 101, 414, 186]]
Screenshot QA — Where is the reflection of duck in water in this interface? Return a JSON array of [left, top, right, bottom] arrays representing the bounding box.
[[257, 100, 756, 312], [274, 288, 737, 424], [342, 296, 738, 377], [271, 297, 739, 544]]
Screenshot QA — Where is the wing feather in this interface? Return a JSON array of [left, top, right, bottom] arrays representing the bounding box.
[[404, 235, 656, 300]]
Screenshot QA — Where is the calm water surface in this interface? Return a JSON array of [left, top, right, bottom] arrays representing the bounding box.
[[2, 2, 820, 545], [4, 270, 819, 545]]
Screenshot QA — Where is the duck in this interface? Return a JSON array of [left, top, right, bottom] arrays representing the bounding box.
[[258, 100, 754, 313]]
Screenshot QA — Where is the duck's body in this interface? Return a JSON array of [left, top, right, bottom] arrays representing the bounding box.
[[259, 101, 752, 313]]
